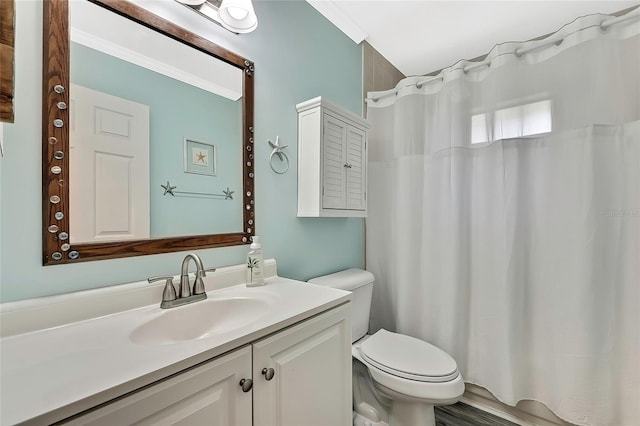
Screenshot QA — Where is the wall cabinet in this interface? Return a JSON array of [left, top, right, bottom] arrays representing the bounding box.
[[297, 97, 369, 217], [62, 304, 351, 426]]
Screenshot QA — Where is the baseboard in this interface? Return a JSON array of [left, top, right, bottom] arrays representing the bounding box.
[[462, 384, 576, 426]]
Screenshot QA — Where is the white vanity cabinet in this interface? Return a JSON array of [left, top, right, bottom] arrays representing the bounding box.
[[60, 303, 351, 426], [253, 302, 352, 426], [297, 97, 369, 217], [61, 346, 253, 426]]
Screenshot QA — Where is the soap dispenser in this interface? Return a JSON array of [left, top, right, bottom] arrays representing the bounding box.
[[246, 236, 264, 287]]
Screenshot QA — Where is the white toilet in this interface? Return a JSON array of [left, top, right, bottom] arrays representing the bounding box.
[[309, 269, 465, 426]]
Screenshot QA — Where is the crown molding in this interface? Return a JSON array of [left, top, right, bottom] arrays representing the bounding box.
[[306, 0, 368, 44]]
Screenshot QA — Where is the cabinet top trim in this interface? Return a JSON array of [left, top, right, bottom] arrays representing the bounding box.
[[296, 96, 370, 129]]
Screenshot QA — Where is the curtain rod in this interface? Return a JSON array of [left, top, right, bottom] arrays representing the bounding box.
[[366, 9, 639, 104], [515, 12, 637, 57]]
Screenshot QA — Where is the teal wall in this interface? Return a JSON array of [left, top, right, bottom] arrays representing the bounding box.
[[71, 42, 243, 237], [0, 0, 363, 302]]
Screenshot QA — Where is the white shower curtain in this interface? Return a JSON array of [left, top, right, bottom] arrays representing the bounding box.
[[366, 10, 639, 426]]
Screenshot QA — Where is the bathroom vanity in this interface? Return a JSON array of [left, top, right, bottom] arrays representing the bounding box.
[[0, 260, 352, 425]]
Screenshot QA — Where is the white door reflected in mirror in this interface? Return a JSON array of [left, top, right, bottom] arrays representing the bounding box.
[[70, 84, 150, 243]]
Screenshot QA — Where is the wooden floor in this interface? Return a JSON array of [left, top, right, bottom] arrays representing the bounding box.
[[435, 403, 520, 426]]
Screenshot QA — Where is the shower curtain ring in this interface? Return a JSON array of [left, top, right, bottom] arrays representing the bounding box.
[[599, 20, 608, 32]]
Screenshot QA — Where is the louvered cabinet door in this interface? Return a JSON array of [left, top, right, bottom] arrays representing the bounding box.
[[322, 114, 348, 209], [345, 125, 366, 210]]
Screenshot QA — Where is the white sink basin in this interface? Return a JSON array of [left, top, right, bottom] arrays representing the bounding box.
[[130, 296, 271, 345]]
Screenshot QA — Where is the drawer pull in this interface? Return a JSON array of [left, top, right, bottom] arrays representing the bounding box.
[[262, 368, 275, 381], [239, 378, 253, 392]]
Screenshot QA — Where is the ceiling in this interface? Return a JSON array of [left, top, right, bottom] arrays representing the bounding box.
[[306, 1, 639, 77]]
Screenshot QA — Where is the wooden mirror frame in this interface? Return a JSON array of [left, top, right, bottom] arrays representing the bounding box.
[[0, 0, 15, 122], [42, 0, 255, 265]]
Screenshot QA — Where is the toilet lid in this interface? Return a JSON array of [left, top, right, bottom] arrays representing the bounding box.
[[359, 329, 459, 383]]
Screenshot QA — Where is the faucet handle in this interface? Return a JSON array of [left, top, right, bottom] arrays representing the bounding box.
[[148, 276, 177, 303], [198, 267, 217, 278], [193, 268, 215, 295]]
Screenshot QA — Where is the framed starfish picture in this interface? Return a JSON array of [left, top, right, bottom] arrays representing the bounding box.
[[184, 139, 216, 176]]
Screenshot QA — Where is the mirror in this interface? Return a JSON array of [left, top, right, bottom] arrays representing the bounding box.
[[42, 0, 255, 264]]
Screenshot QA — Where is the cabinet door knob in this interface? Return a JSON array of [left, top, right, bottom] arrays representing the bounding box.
[[261, 367, 275, 381], [239, 378, 253, 392]]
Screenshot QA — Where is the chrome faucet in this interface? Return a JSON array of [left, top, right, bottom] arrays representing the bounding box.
[[180, 253, 205, 298], [148, 253, 215, 309]]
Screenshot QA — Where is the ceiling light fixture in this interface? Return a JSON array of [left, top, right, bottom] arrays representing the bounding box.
[[176, 0, 257, 34], [178, 0, 207, 6], [218, 0, 258, 33]]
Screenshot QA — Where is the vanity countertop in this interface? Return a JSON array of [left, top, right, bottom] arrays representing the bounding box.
[[0, 263, 350, 425]]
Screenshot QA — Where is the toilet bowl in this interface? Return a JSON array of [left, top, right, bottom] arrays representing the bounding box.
[[309, 269, 464, 426]]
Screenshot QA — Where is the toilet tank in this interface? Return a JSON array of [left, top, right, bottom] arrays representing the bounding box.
[[308, 269, 374, 343]]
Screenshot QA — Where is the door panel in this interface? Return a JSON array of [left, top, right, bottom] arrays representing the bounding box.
[[253, 305, 352, 426], [62, 346, 252, 426], [345, 126, 366, 210], [322, 114, 347, 209], [70, 84, 150, 243]]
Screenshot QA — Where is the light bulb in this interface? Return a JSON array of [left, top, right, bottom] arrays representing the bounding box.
[[176, 0, 207, 5], [227, 6, 249, 20], [218, 0, 258, 33]]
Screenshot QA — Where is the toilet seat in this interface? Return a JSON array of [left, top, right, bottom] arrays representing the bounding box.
[[359, 329, 459, 383]]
